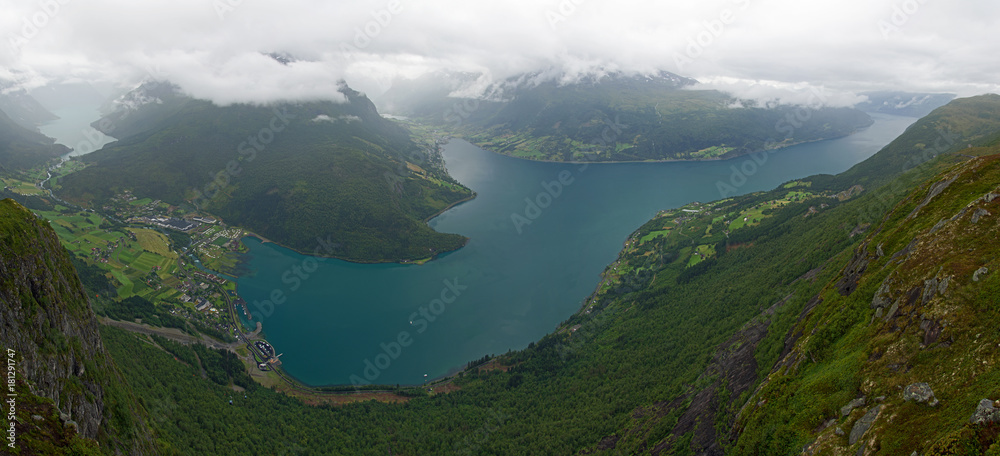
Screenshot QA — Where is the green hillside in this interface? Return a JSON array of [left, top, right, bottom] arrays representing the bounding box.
[[382, 71, 874, 162], [0, 107, 67, 173], [56, 83, 473, 262]]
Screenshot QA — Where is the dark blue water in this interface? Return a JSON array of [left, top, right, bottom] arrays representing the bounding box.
[[235, 113, 916, 386]]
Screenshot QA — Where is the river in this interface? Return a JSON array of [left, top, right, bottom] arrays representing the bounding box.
[[235, 113, 917, 387]]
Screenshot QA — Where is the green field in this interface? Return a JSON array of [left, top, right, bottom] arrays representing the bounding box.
[[639, 229, 672, 244], [686, 244, 717, 267], [32, 208, 183, 302], [1, 177, 45, 196]]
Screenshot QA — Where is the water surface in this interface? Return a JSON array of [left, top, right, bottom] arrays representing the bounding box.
[[237, 113, 916, 386]]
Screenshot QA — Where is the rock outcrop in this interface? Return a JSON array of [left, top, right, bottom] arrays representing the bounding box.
[[0, 199, 155, 454]]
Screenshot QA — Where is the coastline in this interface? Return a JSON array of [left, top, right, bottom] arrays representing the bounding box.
[[234, 191, 477, 267], [454, 121, 877, 165]]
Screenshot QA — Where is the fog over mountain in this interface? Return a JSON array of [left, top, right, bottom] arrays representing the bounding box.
[[2, 0, 998, 106]]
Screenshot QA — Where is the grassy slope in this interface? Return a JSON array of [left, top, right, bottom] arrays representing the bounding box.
[[735, 147, 1000, 455]]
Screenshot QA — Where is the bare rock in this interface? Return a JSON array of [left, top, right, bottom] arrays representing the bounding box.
[[842, 397, 866, 416], [871, 277, 894, 309], [904, 382, 939, 406], [973, 267, 989, 282], [849, 405, 881, 445], [970, 399, 1000, 425], [971, 208, 991, 224]]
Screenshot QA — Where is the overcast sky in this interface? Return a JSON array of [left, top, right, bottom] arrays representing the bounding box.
[[2, 0, 997, 107]]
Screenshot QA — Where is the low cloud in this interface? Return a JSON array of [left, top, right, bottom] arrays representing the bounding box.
[[312, 114, 362, 123], [1, 0, 997, 107]]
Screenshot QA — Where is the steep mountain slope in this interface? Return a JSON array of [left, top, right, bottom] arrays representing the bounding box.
[[734, 146, 1000, 455], [0, 199, 156, 455], [0, 108, 67, 172], [381, 70, 874, 162], [56, 82, 472, 262], [0, 82, 58, 129]]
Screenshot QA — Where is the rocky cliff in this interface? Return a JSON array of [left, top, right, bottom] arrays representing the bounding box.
[[0, 198, 155, 454]]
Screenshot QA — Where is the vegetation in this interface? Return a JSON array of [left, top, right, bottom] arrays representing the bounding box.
[[382, 71, 874, 162], [56, 82, 473, 263], [0, 108, 66, 172], [6, 95, 1000, 455]]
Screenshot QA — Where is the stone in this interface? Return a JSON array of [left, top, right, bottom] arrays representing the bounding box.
[[871, 277, 894, 309], [885, 299, 900, 321], [971, 208, 990, 224], [970, 399, 1000, 425], [835, 427, 845, 436], [841, 397, 866, 416], [849, 405, 881, 445], [937, 277, 950, 295], [922, 279, 939, 305], [904, 382, 938, 406], [973, 267, 989, 282], [31, 414, 44, 421]]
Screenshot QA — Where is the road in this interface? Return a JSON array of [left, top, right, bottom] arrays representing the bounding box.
[[101, 317, 237, 351]]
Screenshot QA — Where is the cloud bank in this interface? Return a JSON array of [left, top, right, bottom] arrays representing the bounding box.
[[1, 0, 997, 106]]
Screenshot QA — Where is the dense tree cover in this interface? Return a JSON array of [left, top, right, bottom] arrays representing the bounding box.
[[382, 71, 874, 162], [101, 295, 188, 330], [56, 83, 472, 262]]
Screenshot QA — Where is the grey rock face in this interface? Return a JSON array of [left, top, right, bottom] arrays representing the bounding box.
[[841, 397, 866, 417], [849, 405, 881, 445], [903, 382, 939, 406], [971, 208, 990, 224], [970, 399, 1000, 425]]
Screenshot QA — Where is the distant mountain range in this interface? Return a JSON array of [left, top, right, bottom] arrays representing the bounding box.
[[56, 81, 473, 262], [380, 70, 876, 162], [0, 81, 59, 130], [856, 91, 956, 117], [0, 106, 67, 172]]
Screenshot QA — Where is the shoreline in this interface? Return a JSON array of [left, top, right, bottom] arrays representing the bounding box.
[[450, 116, 881, 165], [236, 191, 477, 267], [461, 136, 842, 165]]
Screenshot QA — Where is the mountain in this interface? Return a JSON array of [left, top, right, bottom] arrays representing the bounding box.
[[56, 82, 473, 262], [9, 95, 1000, 455], [0, 81, 59, 129], [0, 108, 67, 172], [0, 199, 156, 455], [856, 91, 957, 117], [380, 70, 875, 162], [734, 141, 1000, 454]]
